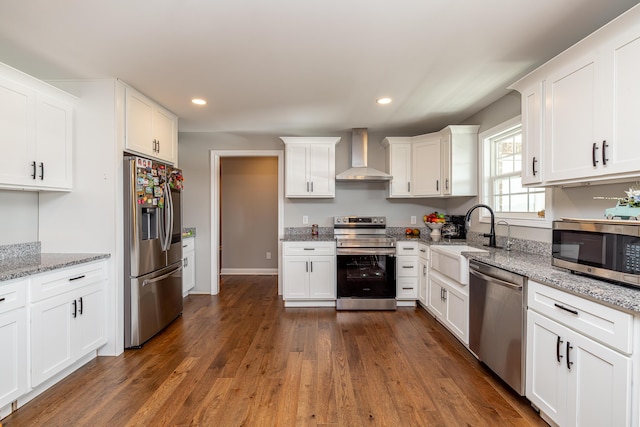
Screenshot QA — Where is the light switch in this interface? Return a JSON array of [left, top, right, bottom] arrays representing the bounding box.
[[411, 216, 416, 224], [303, 216, 308, 224]]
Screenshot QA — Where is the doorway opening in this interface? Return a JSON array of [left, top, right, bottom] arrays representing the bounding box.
[[210, 150, 284, 296]]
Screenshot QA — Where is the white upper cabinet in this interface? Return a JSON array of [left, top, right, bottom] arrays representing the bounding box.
[[510, 5, 640, 186], [281, 137, 339, 198], [384, 137, 413, 197], [439, 125, 479, 196], [125, 86, 178, 164], [411, 134, 441, 196], [0, 63, 73, 191], [384, 125, 478, 198], [519, 82, 544, 186]]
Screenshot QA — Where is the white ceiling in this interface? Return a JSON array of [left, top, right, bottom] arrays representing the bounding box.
[[1, 0, 639, 136]]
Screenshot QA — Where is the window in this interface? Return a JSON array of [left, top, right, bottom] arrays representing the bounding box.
[[479, 116, 551, 228]]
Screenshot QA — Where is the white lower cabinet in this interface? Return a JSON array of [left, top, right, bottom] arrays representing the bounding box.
[[526, 280, 633, 427], [427, 270, 468, 345], [30, 262, 107, 387], [396, 241, 419, 301], [0, 279, 28, 409], [182, 237, 195, 297], [282, 242, 336, 306]]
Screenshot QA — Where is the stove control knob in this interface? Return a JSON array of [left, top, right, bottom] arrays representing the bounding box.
[[335, 218, 341, 223], [379, 217, 385, 223]]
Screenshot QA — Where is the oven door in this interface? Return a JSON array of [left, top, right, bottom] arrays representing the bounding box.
[[336, 249, 396, 298]]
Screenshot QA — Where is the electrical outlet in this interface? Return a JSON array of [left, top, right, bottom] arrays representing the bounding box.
[[266, 252, 271, 260], [411, 216, 416, 224], [302, 216, 308, 224]]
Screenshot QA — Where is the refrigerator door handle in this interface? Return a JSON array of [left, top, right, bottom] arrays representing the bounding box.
[[142, 265, 182, 287]]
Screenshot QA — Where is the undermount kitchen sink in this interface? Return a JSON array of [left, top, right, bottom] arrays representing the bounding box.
[[430, 245, 488, 285]]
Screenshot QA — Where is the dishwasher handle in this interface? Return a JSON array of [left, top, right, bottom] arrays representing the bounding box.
[[469, 267, 523, 290]]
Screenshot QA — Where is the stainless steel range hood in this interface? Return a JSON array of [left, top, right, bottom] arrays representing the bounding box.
[[336, 128, 392, 181]]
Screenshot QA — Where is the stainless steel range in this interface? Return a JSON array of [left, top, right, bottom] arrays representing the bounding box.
[[334, 216, 397, 310]]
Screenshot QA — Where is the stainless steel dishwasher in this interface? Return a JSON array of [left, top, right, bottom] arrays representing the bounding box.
[[469, 260, 527, 395]]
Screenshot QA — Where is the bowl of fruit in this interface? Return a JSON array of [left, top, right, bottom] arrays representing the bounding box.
[[423, 212, 446, 240]]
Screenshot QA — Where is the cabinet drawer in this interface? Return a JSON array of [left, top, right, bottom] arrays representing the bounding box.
[[30, 261, 107, 303], [528, 280, 633, 354], [397, 258, 419, 277], [396, 241, 419, 255], [182, 237, 195, 251], [283, 241, 336, 256], [0, 279, 27, 314], [397, 277, 418, 299], [418, 244, 429, 260]]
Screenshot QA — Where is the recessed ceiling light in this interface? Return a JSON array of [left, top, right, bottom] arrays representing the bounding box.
[[376, 97, 392, 105], [192, 98, 207, 105]]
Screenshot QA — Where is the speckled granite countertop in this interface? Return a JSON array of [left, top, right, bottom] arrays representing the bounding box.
[[281, 234, 337, 242], [459, 247, 640, 314], [0, 242, 110, 283]]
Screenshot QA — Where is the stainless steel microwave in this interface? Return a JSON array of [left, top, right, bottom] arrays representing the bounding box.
[[552, 219, 640, 287]]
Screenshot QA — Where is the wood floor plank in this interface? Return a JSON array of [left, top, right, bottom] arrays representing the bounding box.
[[1, 276, 548, 427]]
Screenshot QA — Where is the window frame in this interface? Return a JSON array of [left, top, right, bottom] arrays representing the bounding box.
[[477, 116, 552, 229]]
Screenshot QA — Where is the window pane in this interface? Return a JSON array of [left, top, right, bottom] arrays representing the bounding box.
[[511, 194, 528, 212], [482, 121, 545, 219]]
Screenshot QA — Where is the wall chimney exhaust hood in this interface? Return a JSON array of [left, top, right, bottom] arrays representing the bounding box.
[[336, 128, 392, 181]]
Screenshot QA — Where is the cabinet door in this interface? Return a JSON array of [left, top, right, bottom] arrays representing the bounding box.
[[526, 311, 566, 426], [308, 256, 335, 299], [0, 309, 27, 408], [427, 277, 446, 319], [125, 88, 155, 157], [418, 257, 429, 306], [154, 105, 178, 164], [284, 144, 309, 196], [35, 94, 73, 189], [0, 76, 34, 187], [387, 142, 412, 197], [282, 257, 310, 299], [521, 82, 544, 185], [565, 330, 631, 427], [31, 294, 74, 387], [182, 248, 196, 297], [443, 285, 468, 344], [544, 54, 603, 183], [75, 285, 106, 356], [412, 136, 440, 196], [604, 30, 640, 176], [308, 144, 334, 196]]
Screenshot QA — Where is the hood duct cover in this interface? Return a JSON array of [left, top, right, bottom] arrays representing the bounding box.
[[336, 128, 392, 181]]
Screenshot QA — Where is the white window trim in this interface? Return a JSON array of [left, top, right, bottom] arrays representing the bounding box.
[[478, 116, 553, 229]]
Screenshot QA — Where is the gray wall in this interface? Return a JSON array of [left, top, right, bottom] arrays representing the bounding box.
[[221, 157, 278, 271], [0, 190, 39, 245]]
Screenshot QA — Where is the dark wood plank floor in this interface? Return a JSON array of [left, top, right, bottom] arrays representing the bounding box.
[[2, 276, 547, 426]]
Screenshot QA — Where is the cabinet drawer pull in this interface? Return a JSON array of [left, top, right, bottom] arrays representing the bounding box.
[[69, 275, 86, 281], [602, 140, 609, 165], [79, 297, 83, 315], [554, 303, 578, 315], [402, 287, 413, 290], [0, 297, 5, 302], [72, 300, 77, 318], [407, 182, 411, 193], [39, 162, 44, 180], [556, 336, 564, 363], [592, 142, 599, 167], [32, 161, 37, 179], [303, 248, 315, 251], [532, 156, 538, 176], [566, 341, 573, 370], [402, 265, 414, 269], [445, 178, 449, 191], [436, 180, 439, 191]]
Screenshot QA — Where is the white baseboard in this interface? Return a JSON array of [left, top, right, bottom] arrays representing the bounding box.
[[220, 268, 278, 275]]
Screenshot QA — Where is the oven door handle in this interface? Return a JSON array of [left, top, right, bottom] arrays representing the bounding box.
[[336, 248, 396, 256]]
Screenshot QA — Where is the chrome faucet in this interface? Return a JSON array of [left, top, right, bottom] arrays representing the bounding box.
[[465, 204, 498, 247], [497, 220, 511, 251]]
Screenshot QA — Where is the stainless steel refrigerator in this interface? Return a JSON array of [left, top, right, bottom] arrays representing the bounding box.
[[124, 155, 184, 348]]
